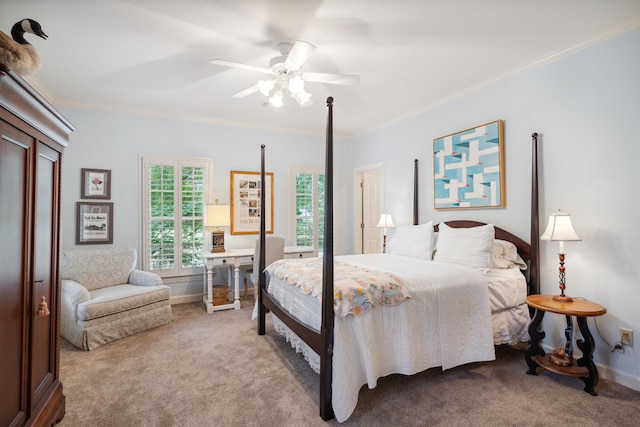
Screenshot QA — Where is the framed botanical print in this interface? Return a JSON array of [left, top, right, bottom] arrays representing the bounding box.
[[81, 168, 111, 199], [230, 170, 274, 235], [433, 120, 505, 209], [76, 202, 114, 244]]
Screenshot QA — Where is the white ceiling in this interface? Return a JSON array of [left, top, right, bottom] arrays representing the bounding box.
[[2, 1, 639, 138]]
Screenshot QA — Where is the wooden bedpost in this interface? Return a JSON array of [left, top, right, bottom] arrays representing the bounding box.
[[413, 159, 419, 225], [530, 133, 540, 296], [319, 97, 335, 421], [258, 144, 267, 335]]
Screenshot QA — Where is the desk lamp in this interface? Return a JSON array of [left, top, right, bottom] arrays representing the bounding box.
[[206, 200, 231, 253]]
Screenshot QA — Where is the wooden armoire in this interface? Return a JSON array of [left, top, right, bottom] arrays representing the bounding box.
[[0, 65, 74, 426]]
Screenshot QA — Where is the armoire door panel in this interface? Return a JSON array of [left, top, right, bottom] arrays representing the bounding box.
[[0, 123, 31, 427], [31, 145, 59, 407]]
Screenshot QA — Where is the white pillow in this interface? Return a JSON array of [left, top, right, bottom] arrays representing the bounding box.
[[491, 239, 527, 269], [434, 223, 494, 269], [389, 221, 433, 260]]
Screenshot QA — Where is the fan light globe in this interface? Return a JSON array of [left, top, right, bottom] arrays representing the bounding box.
[[269, 91, 284, 107], [258, 80, 274, 96], [294, 89, 312, 105], [288, 76, 305, 94]]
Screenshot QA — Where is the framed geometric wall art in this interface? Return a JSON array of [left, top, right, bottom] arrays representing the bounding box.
[[433, 120, 505, 209]]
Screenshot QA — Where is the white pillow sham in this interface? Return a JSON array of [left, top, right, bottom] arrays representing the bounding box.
[[434, 222, 494, 269], [491, 239, 527, 270], [389, 221, 433, 260]]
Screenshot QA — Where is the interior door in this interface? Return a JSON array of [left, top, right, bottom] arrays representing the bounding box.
[[355, 168, 382, 254]]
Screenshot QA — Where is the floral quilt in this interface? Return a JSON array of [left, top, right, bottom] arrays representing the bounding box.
[[266, 257, 408, 317]]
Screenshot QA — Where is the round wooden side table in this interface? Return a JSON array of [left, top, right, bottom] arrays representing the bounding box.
[[525, 294, 607, 395]]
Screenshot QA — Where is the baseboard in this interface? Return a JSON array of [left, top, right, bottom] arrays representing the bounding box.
[[597, 362, 640, 393], [170, 294, 203, 305]]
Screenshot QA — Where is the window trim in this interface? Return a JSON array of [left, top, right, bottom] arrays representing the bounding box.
[[140, 154, 213, 277]]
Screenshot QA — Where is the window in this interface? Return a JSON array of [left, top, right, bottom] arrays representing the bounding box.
[[141, 155, 212, 277], [292, 167, 325, 253]]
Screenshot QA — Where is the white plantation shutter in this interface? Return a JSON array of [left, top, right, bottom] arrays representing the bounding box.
[[292, 167, 325, 253], [142, 155, 212, 276]]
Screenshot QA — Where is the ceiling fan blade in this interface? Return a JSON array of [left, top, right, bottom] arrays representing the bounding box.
[[210, 59, 271, 75], [284, 40, 316, 71], [232, 85, 260, 99], [302, 72, 360, 86]]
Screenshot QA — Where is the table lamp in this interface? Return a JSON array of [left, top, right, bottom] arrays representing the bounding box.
[[206, 200, 231, 253], [541, 209, 581, 302], [376, 212, 395, 253]]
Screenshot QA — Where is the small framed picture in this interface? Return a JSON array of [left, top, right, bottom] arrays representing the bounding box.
[[76, 202, 114, 244], [81, 168, 111, 199]]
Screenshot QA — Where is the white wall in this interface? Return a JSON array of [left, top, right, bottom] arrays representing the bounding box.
[[57, 28, 639, 392], [58, 108, 328, 296], [347, 29, 640, 392]]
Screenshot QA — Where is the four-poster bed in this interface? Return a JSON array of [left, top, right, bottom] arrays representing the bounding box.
[[256, 97, 540, 422]]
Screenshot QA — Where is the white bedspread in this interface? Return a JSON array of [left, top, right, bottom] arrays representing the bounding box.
[[266, 253, 497, 422]]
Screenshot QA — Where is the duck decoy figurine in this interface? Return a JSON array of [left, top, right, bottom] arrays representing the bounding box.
[[0, 19, 48, 76]]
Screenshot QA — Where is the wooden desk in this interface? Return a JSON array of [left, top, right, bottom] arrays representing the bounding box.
[[525, 294, 607, 395], [201, 246, 316, 313]]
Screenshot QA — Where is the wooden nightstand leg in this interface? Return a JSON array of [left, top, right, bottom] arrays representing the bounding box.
[[525, 308, 546, 374], [576, 316, 599, 395], [563, 315, 573, 357]]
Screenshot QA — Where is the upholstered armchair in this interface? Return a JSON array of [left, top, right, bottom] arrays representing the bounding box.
[[60, 246, 172, 350]]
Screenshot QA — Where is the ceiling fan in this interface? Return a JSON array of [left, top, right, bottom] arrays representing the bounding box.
[[211, 40, 360, 107]]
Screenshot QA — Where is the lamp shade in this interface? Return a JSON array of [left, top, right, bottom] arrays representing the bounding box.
[[376, 213, 395, 228], [541, 210, 581, 242], [206, 204, 230, 228]]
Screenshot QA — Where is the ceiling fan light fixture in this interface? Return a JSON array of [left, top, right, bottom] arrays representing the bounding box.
[[214, 40, 359, 107], [269, 91, 284, 107], [258, 80, 275, 97]]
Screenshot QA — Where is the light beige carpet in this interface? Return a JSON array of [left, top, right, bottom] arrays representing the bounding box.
[[59, 302, 639, 426]]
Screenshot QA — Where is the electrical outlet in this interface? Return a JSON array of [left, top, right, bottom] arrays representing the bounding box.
[[620, 328, 633, 346]]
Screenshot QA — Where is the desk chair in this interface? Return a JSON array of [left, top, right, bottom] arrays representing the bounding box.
[[244, 236, 285, 299]]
